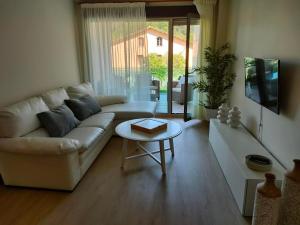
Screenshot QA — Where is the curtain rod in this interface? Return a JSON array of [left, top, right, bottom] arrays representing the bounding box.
[[77, 1, 193, 4], [81, 2, 145, 8]]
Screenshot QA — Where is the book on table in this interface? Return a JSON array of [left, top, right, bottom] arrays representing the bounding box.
[[131, 119, 167, 134]]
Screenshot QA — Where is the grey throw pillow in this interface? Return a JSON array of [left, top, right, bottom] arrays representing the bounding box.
[[37, 105, 79, 137], [64, 95, 101, 121]]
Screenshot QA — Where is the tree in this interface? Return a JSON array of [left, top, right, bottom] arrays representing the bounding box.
[[148, 53, 167, 81], [148, 53, 186, 91], [173, 54, 185, 80]]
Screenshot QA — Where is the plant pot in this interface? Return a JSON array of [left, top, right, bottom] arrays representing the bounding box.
[[205, 108, 218, 121]]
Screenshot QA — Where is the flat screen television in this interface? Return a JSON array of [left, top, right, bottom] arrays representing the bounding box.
[[244, 57, 280, 114]]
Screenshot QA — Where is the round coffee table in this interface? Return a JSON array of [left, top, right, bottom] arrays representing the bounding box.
[[115, 118, 182, 175]]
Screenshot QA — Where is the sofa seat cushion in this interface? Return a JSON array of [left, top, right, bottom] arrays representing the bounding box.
[[41, 88, 69, 109], [101, 101, 157, 120], [64, 127, 104, 153], [0, 97, 49, 138], [79, 113, 115, 130], [24, 128, 50, 138]]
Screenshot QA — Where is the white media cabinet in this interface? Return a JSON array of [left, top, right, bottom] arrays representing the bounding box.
[[209, 119, 285, 216]]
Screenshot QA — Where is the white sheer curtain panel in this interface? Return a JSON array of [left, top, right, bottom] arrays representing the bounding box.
[[81, 3, 150, 101], [192, 0, 217, 119]]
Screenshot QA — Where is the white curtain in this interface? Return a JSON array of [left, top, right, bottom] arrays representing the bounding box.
[[194, 0, 217, 52], [192, 0, 217, 119], [81, 3, 150, 101]]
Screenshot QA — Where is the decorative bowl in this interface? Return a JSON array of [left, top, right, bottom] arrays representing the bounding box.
[[245, 154, 273, 172]]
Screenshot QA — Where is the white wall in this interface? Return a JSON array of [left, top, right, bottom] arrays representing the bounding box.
[[227, 0, 300, 169], [0, 0, 81, 106]]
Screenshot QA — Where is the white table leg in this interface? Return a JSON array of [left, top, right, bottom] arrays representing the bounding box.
[[121, 138, 128, 169], [169, 138, 175, 157], [159, 140, 166, 175]]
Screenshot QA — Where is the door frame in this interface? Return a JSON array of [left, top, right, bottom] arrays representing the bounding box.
[[171, 18, 189, 117], [183, 16, 191, 121], [167, 18, 174, 115], [183, 14, 200, 121]]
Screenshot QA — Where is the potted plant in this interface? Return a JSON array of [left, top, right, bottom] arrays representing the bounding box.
[[192, 43, 236, 120]]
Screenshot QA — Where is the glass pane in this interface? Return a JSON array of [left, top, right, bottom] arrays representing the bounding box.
[[147, 21, 169, 113], [187, 19, 200, 118], [172, 23, 187, 114]]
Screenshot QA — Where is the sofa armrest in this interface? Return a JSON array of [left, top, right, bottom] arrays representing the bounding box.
[[96, 95, 128, 106], [0, 137, 81, 155]]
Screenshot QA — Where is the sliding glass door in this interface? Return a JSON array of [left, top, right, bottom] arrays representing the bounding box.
[[147, 17, 200, 120], [171, 19, 187, 114], [147, 20, 169, 113], [184, 17, 200, 121]]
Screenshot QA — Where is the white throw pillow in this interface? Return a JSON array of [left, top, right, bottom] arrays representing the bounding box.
[[67, 82, 96, 99], [0, 97, 49, 137], [41, 87, 70, 109]]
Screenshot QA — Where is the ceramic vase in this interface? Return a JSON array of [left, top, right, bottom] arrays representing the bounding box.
[[252, 173, 281, 225], [227, 106, 241, 128], [217, 104, 229, 123], [279, 159, 300, 225]]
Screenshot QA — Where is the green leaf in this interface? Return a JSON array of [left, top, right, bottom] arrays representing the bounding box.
[[193, 43, 236, 109]]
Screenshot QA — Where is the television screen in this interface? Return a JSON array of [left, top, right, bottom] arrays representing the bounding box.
[[245, 57, 280, 114]]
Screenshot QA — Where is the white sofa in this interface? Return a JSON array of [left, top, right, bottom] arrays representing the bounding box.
[[0, 83, 156, 190]]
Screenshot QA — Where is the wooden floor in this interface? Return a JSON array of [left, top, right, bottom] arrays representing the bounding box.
[[0, 120, 251, 225]]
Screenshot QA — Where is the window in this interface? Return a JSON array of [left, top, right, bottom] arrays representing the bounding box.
[[157, 37, 163, 46], [138, 37, 144, 47]]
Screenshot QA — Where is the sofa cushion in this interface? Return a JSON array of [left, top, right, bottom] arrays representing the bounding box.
[[67, 82, 96, 99], [172, 87, 181, 93], [37, 105, 80, 137], [65, 95, 101, 121], [96, 95, 127, 106], [64, 127, 104, 153], [24, 128, 50, 137], [79, 112, 115, 130], [0, 137, 81, 155], [101, 101, 156, 120], [41, 88, 69, 109], [0, 97, 49, 138]]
